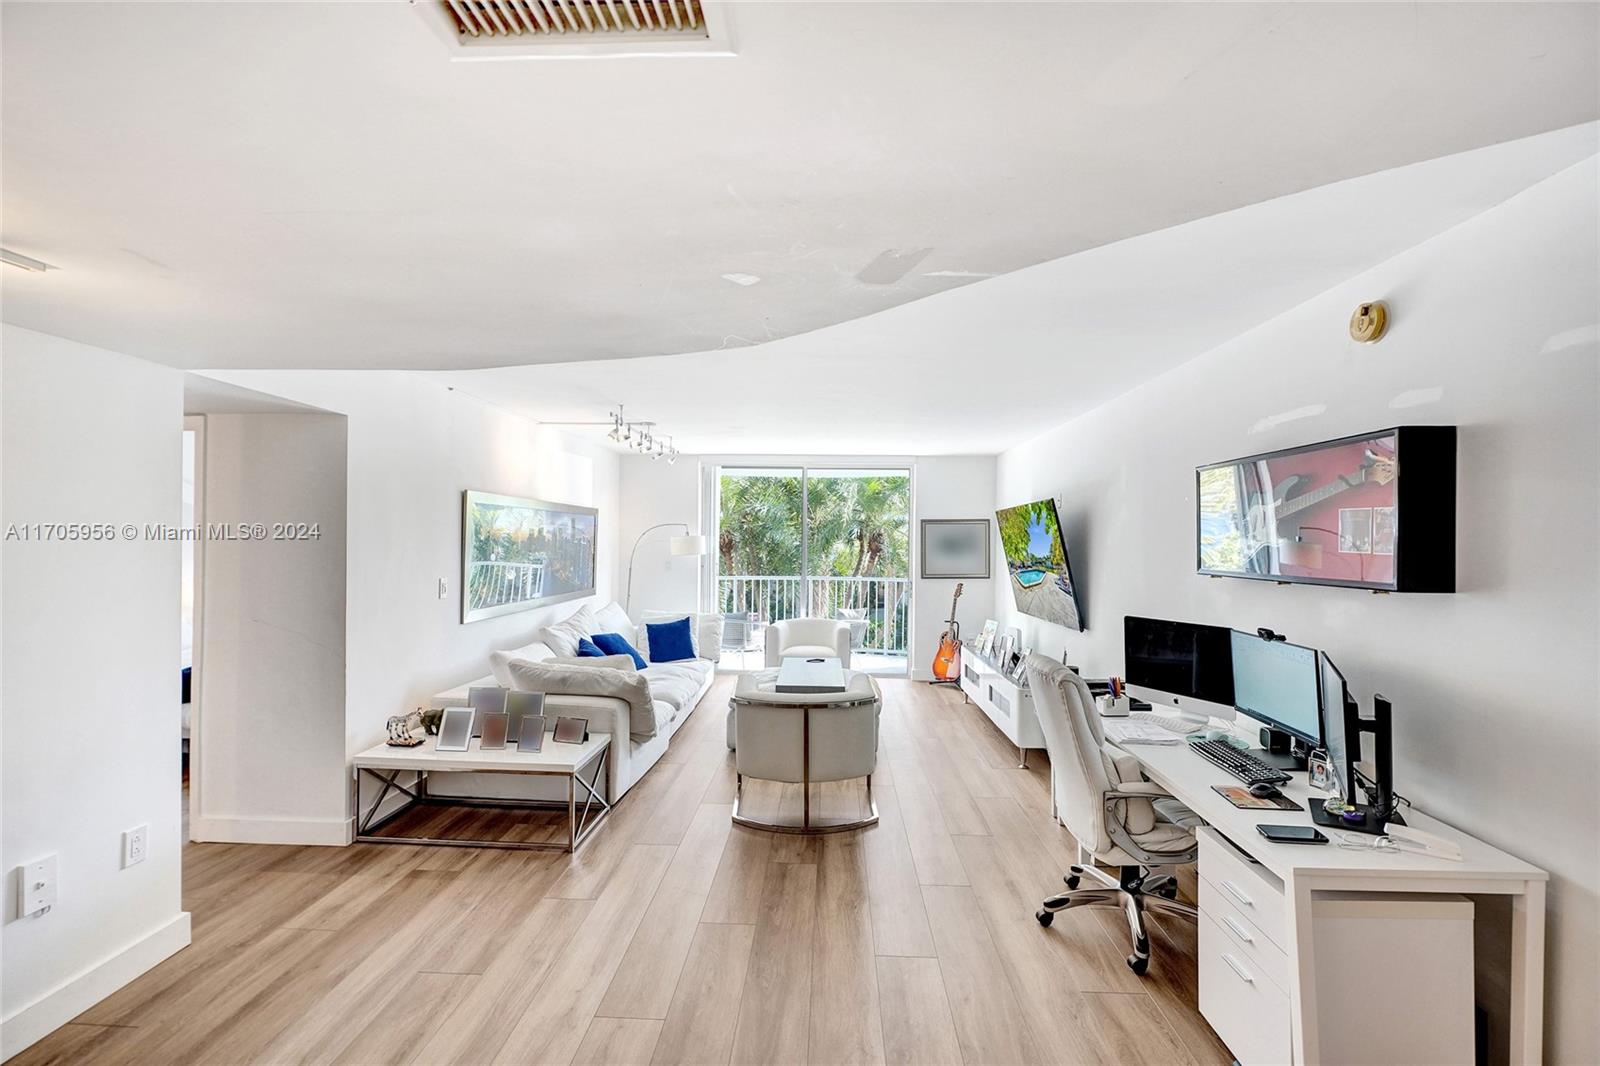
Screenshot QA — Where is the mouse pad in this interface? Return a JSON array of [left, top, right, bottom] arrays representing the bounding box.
[[1212, 785, 1302, 811]]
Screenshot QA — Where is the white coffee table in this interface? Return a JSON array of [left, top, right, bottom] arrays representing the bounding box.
[[351, 729, 611, 852], [776, 655, 847, 693]]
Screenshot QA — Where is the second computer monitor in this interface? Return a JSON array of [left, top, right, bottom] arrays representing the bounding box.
[[1229, 630, 1321, 746]]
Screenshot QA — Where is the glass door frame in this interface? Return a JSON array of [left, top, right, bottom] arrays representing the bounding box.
[[701, 456, 918, 674]]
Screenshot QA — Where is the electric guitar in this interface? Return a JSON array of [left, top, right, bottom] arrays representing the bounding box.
[[1244, 450, 1398, 570], [931, 582, 964, 681]]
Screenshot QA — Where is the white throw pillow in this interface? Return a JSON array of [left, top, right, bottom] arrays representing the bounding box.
[[539, 604, 597, 657], [590, 601, 638, 649], [488, 640, 555, 686]]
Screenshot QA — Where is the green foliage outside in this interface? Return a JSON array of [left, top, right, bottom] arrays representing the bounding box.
[[996, 500, 1066, 571], [717, 471, 911, 649]]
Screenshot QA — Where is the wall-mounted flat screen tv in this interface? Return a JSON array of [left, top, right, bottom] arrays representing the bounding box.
[[996, 498, 1085, 631], [1196, 425, 1455, 592]]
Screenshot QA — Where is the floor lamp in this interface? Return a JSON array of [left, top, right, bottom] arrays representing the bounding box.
[[625, 523, 707, 613]]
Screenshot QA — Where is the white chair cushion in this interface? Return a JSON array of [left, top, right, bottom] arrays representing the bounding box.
[[641, 664, 705, 716], [779, 644, 839, 659]]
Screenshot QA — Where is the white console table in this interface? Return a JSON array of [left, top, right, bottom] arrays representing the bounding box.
[[955, 642, 1044, 767]]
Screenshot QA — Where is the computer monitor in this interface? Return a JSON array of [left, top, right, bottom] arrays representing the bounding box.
[[1123, 615, 1236, 722], [1229, 630, 1321, 746], [1317, 652, 1357, 801]]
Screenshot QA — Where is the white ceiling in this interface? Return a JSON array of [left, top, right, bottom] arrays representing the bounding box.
[[3, 2, 1597, 371], [428, 125, 1600, 455]]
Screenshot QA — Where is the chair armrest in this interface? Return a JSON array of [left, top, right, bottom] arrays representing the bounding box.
[[1105, 782, 1174, 800]]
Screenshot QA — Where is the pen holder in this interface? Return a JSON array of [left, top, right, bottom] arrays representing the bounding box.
[[1098, 694, 1131, 717]]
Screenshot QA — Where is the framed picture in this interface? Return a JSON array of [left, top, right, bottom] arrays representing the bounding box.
[[516, 716, 547, 752], [977, 619, 998, 657], [505, 691, 545, 743], [436, 707, 474, 752], [479, 712, 510, 750], [467, 685, 507, 738], [920, 519, 991, 579], [463, 490, 599, 624], [553, 716, 589, 745]]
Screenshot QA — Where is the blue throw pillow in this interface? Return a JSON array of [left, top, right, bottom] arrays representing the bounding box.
[[575, 636, 606, 658], [644, 617, 696, 663], [591, 631, 647, 670]]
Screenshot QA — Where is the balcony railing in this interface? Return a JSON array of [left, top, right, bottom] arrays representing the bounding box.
[[467, 559, 545, 610], [717, 575, 911, 655]]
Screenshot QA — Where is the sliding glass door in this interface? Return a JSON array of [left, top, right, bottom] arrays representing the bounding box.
[[714, 465, 911, 674]]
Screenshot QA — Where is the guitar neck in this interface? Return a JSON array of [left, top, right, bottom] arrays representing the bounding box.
[[1278, 472, 1363, 518]]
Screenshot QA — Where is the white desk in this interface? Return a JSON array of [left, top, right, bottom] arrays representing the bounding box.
[[1114, 726, 1547, 1065]]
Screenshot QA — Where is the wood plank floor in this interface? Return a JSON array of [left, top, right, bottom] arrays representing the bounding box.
[[16, 677, 1230, 1066]]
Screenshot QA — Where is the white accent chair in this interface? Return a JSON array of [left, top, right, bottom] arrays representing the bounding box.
[[1024, 653, 1201, 976], [764, 617, 852, 668], [729, 669, 880, 833]]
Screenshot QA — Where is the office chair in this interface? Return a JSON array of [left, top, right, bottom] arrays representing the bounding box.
[[1024, 653, 1201, 975]]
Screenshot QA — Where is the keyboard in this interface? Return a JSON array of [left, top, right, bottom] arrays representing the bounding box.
[[1188, 737, 1293, 785], [1128, 711, 1205, 735]]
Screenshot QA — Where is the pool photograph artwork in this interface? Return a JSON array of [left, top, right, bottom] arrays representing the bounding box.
[[996, 497, 1085, 631]]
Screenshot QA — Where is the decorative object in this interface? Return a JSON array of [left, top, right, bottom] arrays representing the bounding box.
[[435, 707, 474, 751], [920, 519, 991, 579], [421, 708, 443, 735], [1196, 425, 1455, 592], [1348, 300, 1389, 343], [644, 616, 697, 663], [462, 490, 598, 623], [553, 716, 590, 744], [625, 522, 706, 611], [996, 498, 1085, 631], [591, 631, 646, 669], [977, 619, 997, 657], [386, 710, 424, 747]]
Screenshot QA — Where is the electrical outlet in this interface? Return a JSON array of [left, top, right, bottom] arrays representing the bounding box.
[[437, 577, 448, 600], [20, 855, 57, 918], [122, 825, 148, 868]]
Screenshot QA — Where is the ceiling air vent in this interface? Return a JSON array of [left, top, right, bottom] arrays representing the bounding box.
[[421, 0, 732, 58]]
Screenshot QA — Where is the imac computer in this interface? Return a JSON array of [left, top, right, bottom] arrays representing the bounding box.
[[1123, 615, 1236, 726], [1229, 630, 1322, 765]]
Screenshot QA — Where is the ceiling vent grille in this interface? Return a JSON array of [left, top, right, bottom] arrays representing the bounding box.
[[442, 0, 707, 39]]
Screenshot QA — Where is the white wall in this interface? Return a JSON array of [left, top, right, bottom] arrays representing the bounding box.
[[911, 456, 997, 680], [618, 455, 703, 617], [0, 326, 190, 1057], [195, 413, 348, 844], [198, 371, 622, 781], [995, 158, 1599, 1063]]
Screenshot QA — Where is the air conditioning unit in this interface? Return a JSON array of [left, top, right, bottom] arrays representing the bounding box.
[[416, 0, 734, 59]]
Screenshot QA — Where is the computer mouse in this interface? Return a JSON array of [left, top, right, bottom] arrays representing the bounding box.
[[1248, 782, 1282, 800]]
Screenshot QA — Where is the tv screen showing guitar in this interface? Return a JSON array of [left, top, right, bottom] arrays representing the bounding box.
[[1198, 430, 1401, 588]]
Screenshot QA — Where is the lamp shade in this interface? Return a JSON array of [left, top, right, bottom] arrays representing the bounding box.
[[669, 534, 707, 556]]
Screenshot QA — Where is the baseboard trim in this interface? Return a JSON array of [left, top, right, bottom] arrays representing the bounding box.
[[1, 911, 191, 1061], [191, 814, 354, 847]]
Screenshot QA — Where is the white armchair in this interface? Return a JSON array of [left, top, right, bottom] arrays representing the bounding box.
[[764, 617, 852, 668]]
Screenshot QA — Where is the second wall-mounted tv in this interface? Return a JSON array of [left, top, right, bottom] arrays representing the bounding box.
[[996, 498, 1085, 631]]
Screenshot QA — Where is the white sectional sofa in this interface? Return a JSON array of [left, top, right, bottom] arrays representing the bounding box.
[[432, 600, 719, 802]]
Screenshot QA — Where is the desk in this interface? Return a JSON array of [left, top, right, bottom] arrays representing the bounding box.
[[1114, 727, 1547, 1065]]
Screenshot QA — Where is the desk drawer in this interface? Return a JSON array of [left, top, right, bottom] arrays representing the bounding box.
[[1199, 909, 1291, 1066], [1198, 826, 1286, 951], [1199, 877, 1288, 992]]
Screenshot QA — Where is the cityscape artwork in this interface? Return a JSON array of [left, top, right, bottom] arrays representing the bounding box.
[[462, 490, 598, 623]]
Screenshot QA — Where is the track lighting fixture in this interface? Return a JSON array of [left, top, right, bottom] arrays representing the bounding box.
[[599, 408, 681, 464]]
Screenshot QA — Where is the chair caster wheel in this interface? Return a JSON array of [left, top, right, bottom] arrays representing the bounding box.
[[1065, 875, 1080, 889], [1126, 954, 1149, 976], [1036, 910, 1054, 927]]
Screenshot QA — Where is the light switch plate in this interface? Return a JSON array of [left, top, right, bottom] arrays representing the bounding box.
[[20, 855, 57, 918], [437, 578, 448, 599]]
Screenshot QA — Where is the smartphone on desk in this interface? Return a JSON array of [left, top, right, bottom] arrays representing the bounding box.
[[1256, 824, 1328, 845]]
